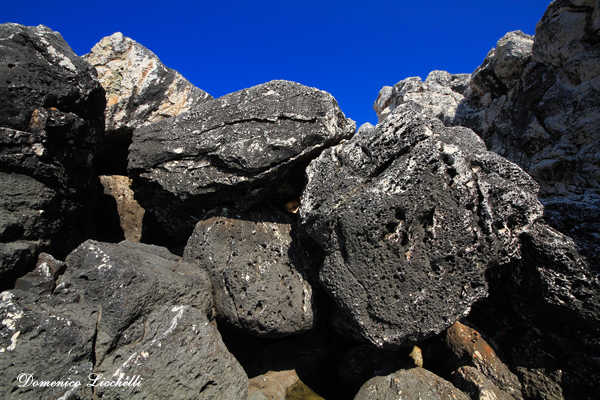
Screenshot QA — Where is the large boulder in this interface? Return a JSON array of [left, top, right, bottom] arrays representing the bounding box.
[[0, 24, 105, 289], [0, 240, 248, 400], [299, 104, 543, 348], [129, 79, 355, 239], [183, 206, 319, 337], [83, 32, 213, 134]]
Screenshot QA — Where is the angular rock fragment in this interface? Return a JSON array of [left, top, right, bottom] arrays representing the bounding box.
[[353, 367, 470, 400], [98, 175, 145, 242], [300, 104, 543, 348], [0, 240, 248, 400], [84, 32, 213, 134], [129, 79, 355, 239], [452, 366, 515, 400], [184, 206, 319, 337], [435, 322, 523, 399]]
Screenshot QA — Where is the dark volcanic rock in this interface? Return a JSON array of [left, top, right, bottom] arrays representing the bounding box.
[[452, 366, 515, 400], [0, 24, 105, 288], [299, 103, 543, 348], [353, 367, 470, 400], [0, 24, 105, 131], [0, 240, 248, 400], [184, 206, 319, 337], [129, 79, 355, 239]]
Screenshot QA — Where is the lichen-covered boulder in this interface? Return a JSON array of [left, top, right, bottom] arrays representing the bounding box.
[[299, 104, 543, 348], [0, 240, 248, 400], [129, 79, 355, 239], [83, 32, 213, 134], [184, 206, 319, 337]]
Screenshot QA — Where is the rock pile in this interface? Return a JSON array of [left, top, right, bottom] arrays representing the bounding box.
[[2, 2, 600, 398]]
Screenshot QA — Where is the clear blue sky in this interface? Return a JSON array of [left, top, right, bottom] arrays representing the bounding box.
[[5, 1, 551, 126]]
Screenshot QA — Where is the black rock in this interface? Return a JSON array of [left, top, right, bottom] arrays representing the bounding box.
[[128, 79, 355, 240], [299, 104, 544, 348]]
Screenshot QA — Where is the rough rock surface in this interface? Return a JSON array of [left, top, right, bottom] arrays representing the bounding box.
[[129, 79, 355, 239], [0, 24, 105, 288], [435, 322, 523, 399], [373, 70, 470, 125], [83, 32, 213, 133], [247, 370, 324, 400], [353, 367, 470, 400], [0, 240, 248, 400], [184, 206, 319, 337], [99, 175, 145, 242], [299, 104, 543, 348], [452, 366, 515, 400]]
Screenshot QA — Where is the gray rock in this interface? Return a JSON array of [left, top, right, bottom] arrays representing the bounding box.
[[129, 79, 355, 239], [183, 206, 319, 337], [373, 70, 470, 125], [83, 32, 213, 134], [353, 367, 470, 400], [0, 24, 105, 287], [0, 240, 248, 400], [299, 104, 543, 348]]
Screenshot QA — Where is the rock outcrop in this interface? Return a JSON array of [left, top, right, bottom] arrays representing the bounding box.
[[184, 206, 319, 337], [129, 79, 355, 239], [98, 175, 145, 242], [299, 103, 543, 348], [0, 24, 105, 289], [0, 240, 248, 400]]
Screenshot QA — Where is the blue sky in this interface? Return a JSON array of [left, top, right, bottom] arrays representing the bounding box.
[[5, 1, 551, 126]]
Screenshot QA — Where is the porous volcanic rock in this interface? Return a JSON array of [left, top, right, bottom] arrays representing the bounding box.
[[0, 240, 248, 400], [83, 32, 213, 134], [299, 103, 543, 348], [129, 79, 355, 239], [0, 24, 105, 288], [353, 367, 470, 400], [184, 206, 319, 337], [98, 175, 145, 242], [452, 366, 515, 400]]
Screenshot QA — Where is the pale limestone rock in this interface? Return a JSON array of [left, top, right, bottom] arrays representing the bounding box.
[[84, 32, 213, 133]]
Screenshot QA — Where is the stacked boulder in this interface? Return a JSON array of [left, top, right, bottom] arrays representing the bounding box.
[[0, 24, 105, 290]]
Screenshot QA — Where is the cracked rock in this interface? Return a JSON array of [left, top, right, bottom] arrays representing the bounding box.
[[128, 79, 355, 239]]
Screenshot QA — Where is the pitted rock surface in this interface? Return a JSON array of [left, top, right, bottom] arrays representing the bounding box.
[[83, 32, 213, 133], [299, 104, 543, 348], [0, 240, 248, 400], [354, 367, 470, 400], [184, 206, 319, 337], [129, 79, 355, 239]]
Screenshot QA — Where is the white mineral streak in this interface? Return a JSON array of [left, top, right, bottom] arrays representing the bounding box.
[[112, 306, 187, 380]]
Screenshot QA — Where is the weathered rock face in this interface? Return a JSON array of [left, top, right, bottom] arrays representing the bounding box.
[[452, 366, 515, 400], [373, 70, 470, 125], [0, 240, 248, 400], [354, 367, 470, 400], [129, 79, 355, 239], [0, 24, 105, 288], [184, 206, 319, 337], [83, 32, 213, 134], [299, 104, 543, 348]]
